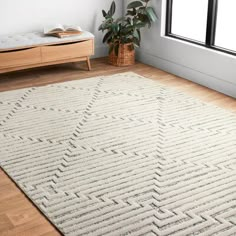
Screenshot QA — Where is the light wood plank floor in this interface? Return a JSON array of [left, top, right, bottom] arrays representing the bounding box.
[[0, 58, 235, 236]]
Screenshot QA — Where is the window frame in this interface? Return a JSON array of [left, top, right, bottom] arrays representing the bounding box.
[[165, 0, 236, 56]]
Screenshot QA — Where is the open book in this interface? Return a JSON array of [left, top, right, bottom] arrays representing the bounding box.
[[44, 24, 83, 38], [44, 24, 82, 34]]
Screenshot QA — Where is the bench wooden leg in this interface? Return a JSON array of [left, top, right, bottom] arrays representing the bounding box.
[[86, 56, 91, 71]]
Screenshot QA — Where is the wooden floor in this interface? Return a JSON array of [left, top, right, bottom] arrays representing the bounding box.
[[0, 58, 235, 236]]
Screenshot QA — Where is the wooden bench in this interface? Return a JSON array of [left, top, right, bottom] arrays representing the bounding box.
[[0, 31, 94, 73]]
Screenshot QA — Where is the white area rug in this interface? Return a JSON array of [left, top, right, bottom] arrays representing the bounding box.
[[0, 72, 236, 236]]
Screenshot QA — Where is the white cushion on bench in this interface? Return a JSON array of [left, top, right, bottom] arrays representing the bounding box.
[[0, 31, 94, 52]]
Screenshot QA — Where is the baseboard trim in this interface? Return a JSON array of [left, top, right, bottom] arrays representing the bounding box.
[[136, 49, 236, 98]]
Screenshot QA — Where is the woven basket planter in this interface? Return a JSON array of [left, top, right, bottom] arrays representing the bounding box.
[[109, 43, 135, 67]]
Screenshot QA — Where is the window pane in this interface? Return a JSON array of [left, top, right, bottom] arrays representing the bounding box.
[[215, 0, 236, 51], [171, 0, 208, 42]]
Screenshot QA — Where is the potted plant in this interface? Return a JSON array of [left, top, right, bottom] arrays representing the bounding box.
[[98, 0, 158, 66]]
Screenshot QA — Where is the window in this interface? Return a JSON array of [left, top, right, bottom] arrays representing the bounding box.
[[215, 0, 236, 52], [166, 0, 236, 56], [171, 0, 208, 42]]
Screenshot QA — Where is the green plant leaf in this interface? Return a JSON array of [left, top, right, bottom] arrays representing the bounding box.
[[137, 29, 141, 41], [137, 13, 148, 22], [98, 22, 110, 31], [111, 23, 120, 33], [135, 22, 146, 29], [146, 7, 158, 22], [133, 29, 140, 40], [126, 7, 137, 16], [102, 10, 107, 17], [98, 24, 103, 31], [115, 17, 125, 23], [103, 31, 112, 43], [99, 0, 157, 48], [133, 37, 140, 47], [137, 7, 145, 14], [98, 16, 115, 31], [126, 17, 132, 25], [127, 1, 143, 9], [108, 1, 116, 16], [122, 25, 133, 34], [108, 38, 113, 44]]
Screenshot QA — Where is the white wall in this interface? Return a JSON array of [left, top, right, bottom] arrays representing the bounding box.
[[0, 0, 122, 58], [125, 0, 236, 98], [1, 0, 235, 97]]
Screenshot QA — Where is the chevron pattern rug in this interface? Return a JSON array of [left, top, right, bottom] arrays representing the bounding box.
[[0, 72, 236, 236]]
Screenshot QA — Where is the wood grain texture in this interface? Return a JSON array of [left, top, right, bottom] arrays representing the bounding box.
[[0, 47, 41, 68], [0, 56, 89, 74], [0, 39, 94, 73], [41, 40, 93, 62], [86, 56, 92, 71], [0, 58, 235, 236]]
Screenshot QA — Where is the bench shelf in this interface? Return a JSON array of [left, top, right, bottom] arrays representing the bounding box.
[[0, 32, 94, 73]]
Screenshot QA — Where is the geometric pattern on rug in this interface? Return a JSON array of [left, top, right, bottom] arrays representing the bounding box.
[[0, 72, 236, 236]]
